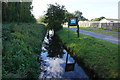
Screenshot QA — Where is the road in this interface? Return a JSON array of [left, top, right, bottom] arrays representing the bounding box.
[[64, 27, 120, 45]]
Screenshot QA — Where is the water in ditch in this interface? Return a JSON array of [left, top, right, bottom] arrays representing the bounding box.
[[39, 30, 89, 79]]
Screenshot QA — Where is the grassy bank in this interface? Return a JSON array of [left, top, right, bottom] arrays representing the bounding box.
[[80, 27, 119, 36], [57, 28, 119, 78], [2, 23, 47, 78], [74, 26, 119, 36], [63, 25, 119, 36]]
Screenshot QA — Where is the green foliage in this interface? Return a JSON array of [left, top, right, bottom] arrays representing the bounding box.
[[57, 28, 119, 78], [2, 2, 36, 23], [64, 10, 88, 23], [74, 10, 82, 20], [91, 16, 105, 21], [64, 11, 74, 22], [44, 3, 66, 32], [64, 10, 88, 21], [80, 17, 89, 21], [73, 10, 89, 21], [37, 16, 46, 24], [2, 23, 47, 78]]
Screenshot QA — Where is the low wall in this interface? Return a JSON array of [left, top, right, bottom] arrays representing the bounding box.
[[79, 21, 120, 31]]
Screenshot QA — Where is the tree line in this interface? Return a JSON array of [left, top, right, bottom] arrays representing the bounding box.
[[2, 2, 36, 23], [2, 2, 105, 32], [37, 3, 105, 33], [38, 5, 105, 25], [37, 9, 89, 24], [37, 3, 91, 32]]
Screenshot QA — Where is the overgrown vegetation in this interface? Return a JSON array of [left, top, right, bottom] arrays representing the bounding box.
[[2, 1, 48, 79], [57, 28, 119, 78], [2, 2, 36, 23], [2, 23, 47, 78]]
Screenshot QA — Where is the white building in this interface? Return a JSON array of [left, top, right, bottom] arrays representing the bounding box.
[[100, 18, 120, 23]]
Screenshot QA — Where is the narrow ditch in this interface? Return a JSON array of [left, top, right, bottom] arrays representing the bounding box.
[[38, 30, 89, 79]]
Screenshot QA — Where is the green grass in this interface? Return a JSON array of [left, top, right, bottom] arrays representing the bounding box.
[[63, 25, 119, 36], [57, 28, 119, 78], [71, 26, 119, 36], [2, 23, 47, 78]]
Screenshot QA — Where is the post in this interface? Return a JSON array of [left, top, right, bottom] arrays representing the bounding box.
[[68, 17, 79, 38], [77, 24, 79, 38], [68, 24, 70, 40]]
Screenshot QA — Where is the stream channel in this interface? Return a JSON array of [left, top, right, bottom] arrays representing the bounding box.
[[39, 30, 89, 79]]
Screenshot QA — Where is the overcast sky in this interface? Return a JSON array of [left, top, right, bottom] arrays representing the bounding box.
[[31, 0, 120, 20]]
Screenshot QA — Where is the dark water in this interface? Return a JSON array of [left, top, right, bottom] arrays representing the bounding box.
[[39, 30, 89, 79]]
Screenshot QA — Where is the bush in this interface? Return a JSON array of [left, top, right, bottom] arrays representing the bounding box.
[[2, 23, 47, 78]]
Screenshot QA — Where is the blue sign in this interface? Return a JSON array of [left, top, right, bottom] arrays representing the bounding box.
[[68, 17, 78, 26], [71, 19, 76, 24], [68, 17, 79, 38]]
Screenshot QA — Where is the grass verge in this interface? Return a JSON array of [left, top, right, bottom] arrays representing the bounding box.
[[2, 23, 47, 78], [63, 25, 119, 36], [73, 26, 119, 36], [57, 28, 119, 78]]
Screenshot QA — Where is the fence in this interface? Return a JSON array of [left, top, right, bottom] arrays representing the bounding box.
[[78, 21, 120, 31]]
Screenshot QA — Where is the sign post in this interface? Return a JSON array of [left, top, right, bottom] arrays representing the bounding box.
[[68, 23, 70, 40], [77, 24, 79, 38], [68, 17, 79, 38]]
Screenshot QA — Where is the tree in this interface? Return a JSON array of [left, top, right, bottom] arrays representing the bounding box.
[[2, 2, 36, 23], [99, 16, 105, 20], [74, 10, 82, 20], [73, 10, 89, 21], [80, 17, 89, 21], [64, 10, 89, 22], [37, 16, 46, 23], [64, 11, 74, 22], [44, 3, 66, 33], [91, 16, 105, 21]]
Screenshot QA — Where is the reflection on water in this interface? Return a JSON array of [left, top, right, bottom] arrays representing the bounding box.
[[39, 30, 89, 79]]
